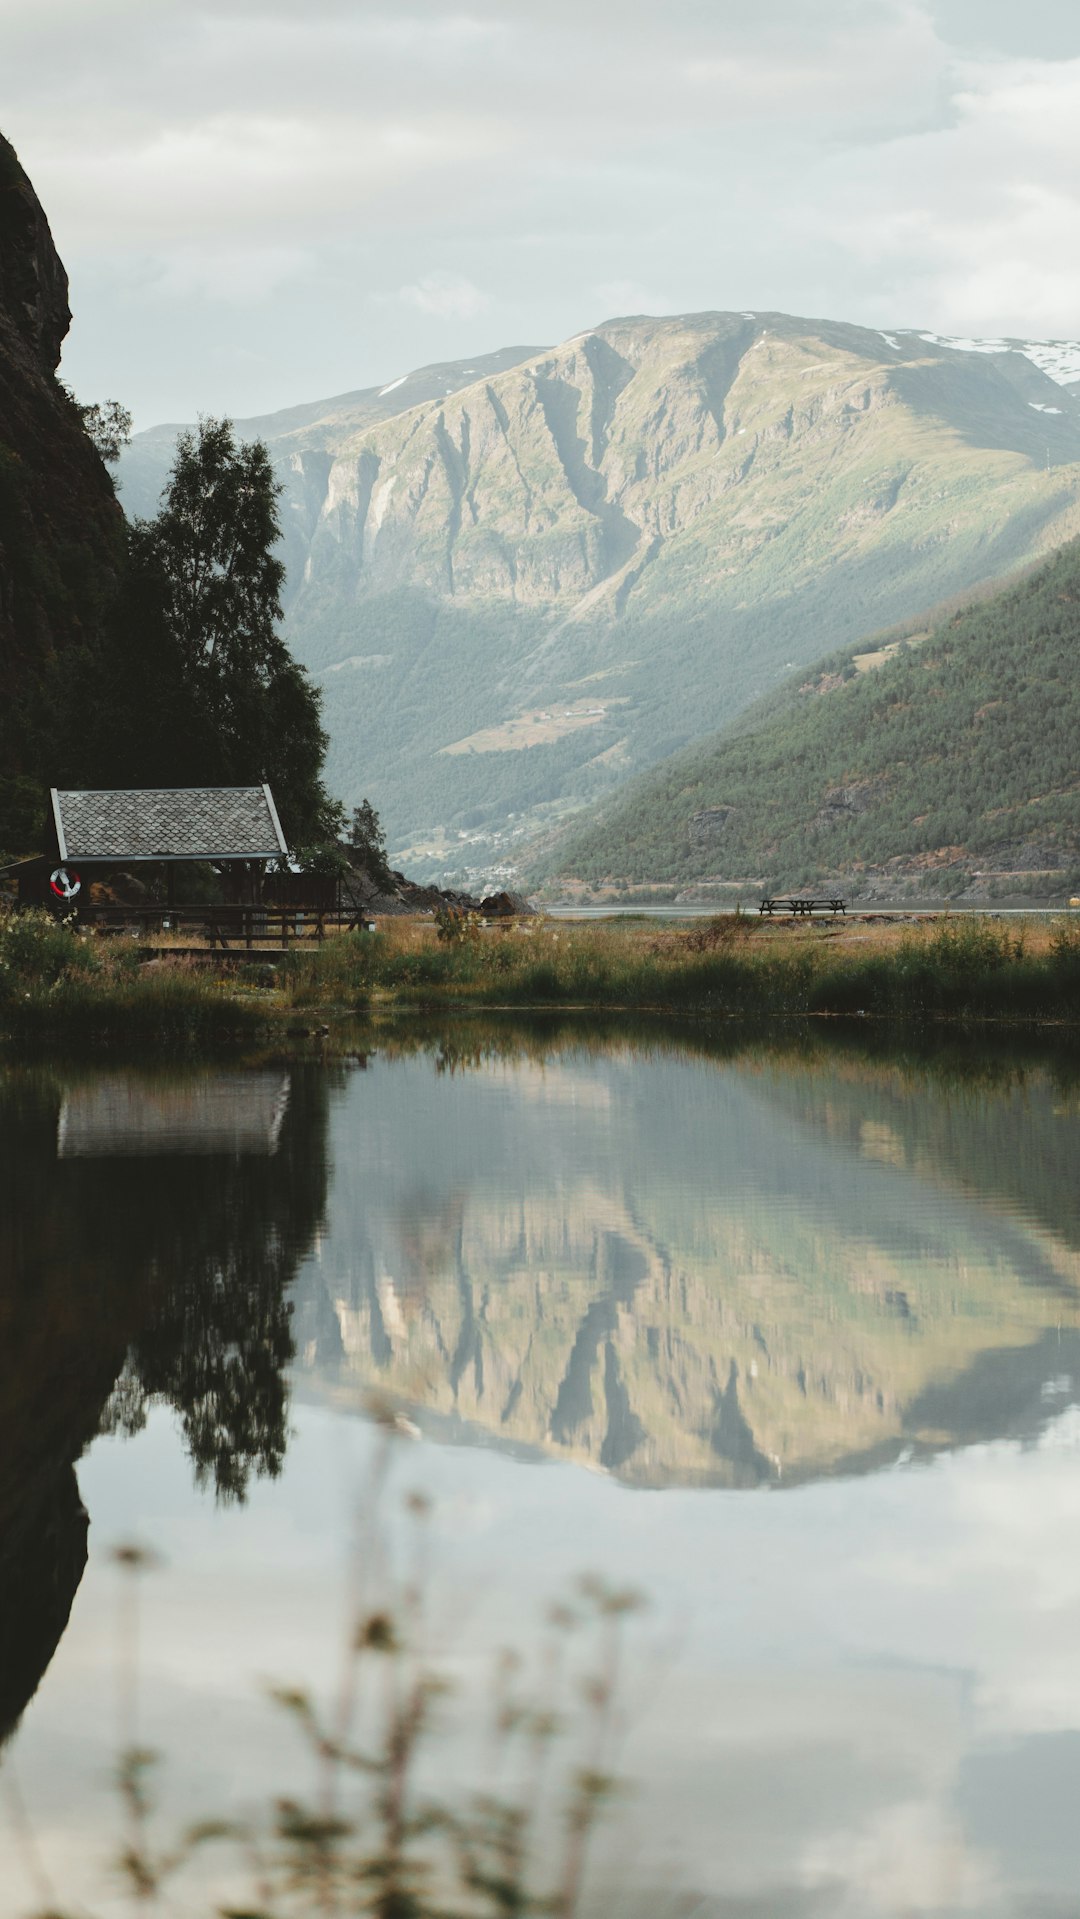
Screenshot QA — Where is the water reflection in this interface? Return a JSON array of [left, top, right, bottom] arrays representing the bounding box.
[[5, 1026, 1080, 1916], [0, 1066, 331, 1743], [291, 1030, 1080, 1487], [4, 1026, 1080, 1763]]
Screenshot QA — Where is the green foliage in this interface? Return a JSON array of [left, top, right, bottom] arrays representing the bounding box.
[[0, 774, 48, 860], [283, 930, 384, 1007], [0, 914, 272, 1053], [81, 399, 133, 464], [544, 541, 1080, 892], [152, 418, 286, 684], [117, 418, 342, 845], [349, 797, 393, 885], [434, 906, 484, 945], [60, 390, 133, 463], [55, 422, 343, 848], [0, 908, 100, 997], [1050, 914, 1080, 968], [7, 912, 1080, 1053]]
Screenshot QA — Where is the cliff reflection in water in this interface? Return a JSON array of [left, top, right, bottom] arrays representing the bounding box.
[[288, 1032, 1080, 1488], [0, 1066, 331, 1743], [4, 1030, 1080, 1752]]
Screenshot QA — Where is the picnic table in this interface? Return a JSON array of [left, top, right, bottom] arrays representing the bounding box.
[[759, 897, 847, 917]]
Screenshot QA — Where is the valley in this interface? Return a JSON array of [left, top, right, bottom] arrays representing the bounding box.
[[119, 313, 1080, 885]]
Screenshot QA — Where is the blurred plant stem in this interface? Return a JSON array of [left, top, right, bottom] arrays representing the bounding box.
[[22, 1411, 643, 1918]]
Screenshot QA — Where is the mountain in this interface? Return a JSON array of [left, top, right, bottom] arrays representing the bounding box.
[[120, 313, 1080, 881], [538, 537, 1080, 902], [0, 135, 123, 854]]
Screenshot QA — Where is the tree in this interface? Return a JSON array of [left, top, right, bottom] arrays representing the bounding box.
[[58, 385, 133, 462], [80, 398, 133, 464], [348, 798, 392, 884], [137, 417, 341, 844]]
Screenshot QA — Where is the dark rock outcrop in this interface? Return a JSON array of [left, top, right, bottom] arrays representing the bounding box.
[[688, 805, 735, 846], [342, 855, 535, 918], [814, 781, 881, 829], [0, 133, 124, 846]]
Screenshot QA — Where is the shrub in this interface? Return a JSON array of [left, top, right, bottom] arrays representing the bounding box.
[[0, 907, 100, 998], [434, 905, 484, 945]]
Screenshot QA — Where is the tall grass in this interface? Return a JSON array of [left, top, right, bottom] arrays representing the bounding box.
[[281, 914, 1080, 1024], [6, 911, 1080, 1049]]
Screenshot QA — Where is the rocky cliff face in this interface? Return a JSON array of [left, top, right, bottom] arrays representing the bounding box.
[[121, 312, 1080, 877], [279, 313, 1080, 627], [0, 134, 123, 848]]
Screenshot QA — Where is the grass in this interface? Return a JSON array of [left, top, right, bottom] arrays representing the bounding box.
[[0, 910, 273, 1054], [280, 910, 1080, 1025], [5, 909, 1080, 1053]]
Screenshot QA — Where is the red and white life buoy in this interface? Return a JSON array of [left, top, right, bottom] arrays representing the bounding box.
[[49, 866, 81, 900]]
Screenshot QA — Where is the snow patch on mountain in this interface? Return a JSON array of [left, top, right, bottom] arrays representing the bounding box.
[[899, 330, 1080, 391]]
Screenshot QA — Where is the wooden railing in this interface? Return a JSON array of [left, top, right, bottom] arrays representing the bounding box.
[[74, 902, 375, 947]]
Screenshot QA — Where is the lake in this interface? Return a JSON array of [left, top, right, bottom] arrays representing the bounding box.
[[3, 1023, 1080, 1916]]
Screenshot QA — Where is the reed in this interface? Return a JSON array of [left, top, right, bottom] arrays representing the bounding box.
[[281, 913, 1080, 1024]]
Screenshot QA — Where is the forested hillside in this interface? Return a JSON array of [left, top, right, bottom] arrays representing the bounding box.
[[539, 542, 1080, 902], [121, 313, 1080, 881]]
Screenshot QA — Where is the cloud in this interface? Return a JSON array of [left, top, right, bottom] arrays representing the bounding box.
[[147, 241, 313, 305], [591, 278, 674, 319], [397, 272, 489, 320], [809, 54, 1080, 333], [4, 0, 1080, 421]]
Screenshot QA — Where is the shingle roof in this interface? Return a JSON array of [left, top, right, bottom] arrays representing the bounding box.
[[51, 786, 288, 861]]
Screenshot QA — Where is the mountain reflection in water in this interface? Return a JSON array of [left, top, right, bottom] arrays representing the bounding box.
[[289, 1035, 1080, 1489], [3, 1027, 1080, 1786]]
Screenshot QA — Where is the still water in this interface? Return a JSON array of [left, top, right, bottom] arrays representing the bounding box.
[[4, 1026, 1080, 1915]]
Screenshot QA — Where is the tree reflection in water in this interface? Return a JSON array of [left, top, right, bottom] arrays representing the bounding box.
[[0, 1064, 333, 1742]]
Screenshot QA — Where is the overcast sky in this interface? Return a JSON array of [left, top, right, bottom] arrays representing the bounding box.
[[3, 0, 1080, 429]]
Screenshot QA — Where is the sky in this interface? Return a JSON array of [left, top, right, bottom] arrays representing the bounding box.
[[3, 0, 1080, 430]]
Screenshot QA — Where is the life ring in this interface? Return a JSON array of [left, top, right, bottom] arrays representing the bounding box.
[[49, 866, 81, 900]]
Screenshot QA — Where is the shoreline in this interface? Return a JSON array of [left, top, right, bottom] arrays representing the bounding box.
[[4, 908, 1080, 1055]]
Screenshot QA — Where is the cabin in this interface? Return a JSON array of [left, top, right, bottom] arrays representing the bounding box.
[[4, 784, 289, 910]]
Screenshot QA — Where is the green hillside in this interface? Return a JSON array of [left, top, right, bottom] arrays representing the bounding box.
[[539, 540, 1080, 900], [120, 313, 1080, 882]]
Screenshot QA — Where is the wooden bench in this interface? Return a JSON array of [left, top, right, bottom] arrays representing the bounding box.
[[759, 897, 846, 916]]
